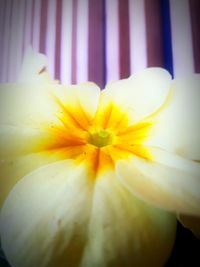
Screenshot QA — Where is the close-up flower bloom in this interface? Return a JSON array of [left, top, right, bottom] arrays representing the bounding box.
[[0, 49, 200, 267]]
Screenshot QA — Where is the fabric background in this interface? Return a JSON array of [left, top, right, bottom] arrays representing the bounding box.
[[0, 0, 200, 87]]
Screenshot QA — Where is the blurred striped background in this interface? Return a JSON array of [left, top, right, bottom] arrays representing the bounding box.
[[0, 0, 199, 89]]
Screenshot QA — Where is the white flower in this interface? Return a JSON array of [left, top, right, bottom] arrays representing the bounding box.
[[0, 49, 199, 267]]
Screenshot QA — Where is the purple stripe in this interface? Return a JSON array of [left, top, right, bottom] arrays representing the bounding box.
[[22, 0, 28, 52], [23, 0, 33, 52], [15, 0, 26, 78], [71, 0, 77, 84], [189, 0, 200, 73], [118, 0, 130, 79], [8, 0, 18, 81], [145, 0, 164, 67], [39, 0, 48, 53], [3, 0, 13, 82], [0, 0, 6, 78], [55, 0, 62, 80], [31, 0, 35, 45], [88, 0, 105, 88], [0, 1, 6, 36]]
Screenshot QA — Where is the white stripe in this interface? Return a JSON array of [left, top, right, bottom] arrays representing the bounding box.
[[60, 0, 73, 84], [76, 0, 89, 83], [129, 0, 147, 74], [1, 0, 12, 82], [23, 0, 33, 51], [32, 0, 41, 52], [105, 0, 120, 82], [170, 0, 194, 77], [46, 0, 56, 79]]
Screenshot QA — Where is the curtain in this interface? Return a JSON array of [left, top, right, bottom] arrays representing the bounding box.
[[0, 0, 199, 88]]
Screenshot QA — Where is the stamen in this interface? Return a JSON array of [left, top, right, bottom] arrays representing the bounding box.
[[88, 129, 113, 147]]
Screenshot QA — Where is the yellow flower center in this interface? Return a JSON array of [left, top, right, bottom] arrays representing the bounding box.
[[87, 129, 113, 147], [41, 97, 153, 178]]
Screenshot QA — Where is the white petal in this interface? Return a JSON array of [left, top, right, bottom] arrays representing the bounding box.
[[81, 171, 176, 267], [0, 151, 65, 209], [0, 160, 93, 267], [0, 124, 61, 208], [18, 47, 53, 83], [0, 111, 74, 208], [147, 75, 200, 160], [0, 126, 48, 157], [0, 82, 100, 128], [102, 68, 172, 123], [52, 82, 100, 119], [75, 82, 100, 118], [117, 148, 200, 215], [0, 84, 61, 127], [0, 164, 176, 267], [0, 83, 100, 208]]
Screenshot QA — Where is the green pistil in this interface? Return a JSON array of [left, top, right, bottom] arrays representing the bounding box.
[[88, 129, 113, 148]]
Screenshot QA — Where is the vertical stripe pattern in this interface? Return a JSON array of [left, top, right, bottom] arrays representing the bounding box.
[[46, 0, 56, 78], [23, 1, 33, 52], [189, 0, 200, 73], [129, 0, 147, 74], [61, 0, 73, 84], [88, 0, 105, 88], [71, 0, 78, 84], [76, 0, 89, 83], [32, 0, 41, 52], [119, 0, 130, 79], [145, 0, 164, 67], [1, 0, 12, 82], [105, 0, 120, 82], [0, 0, 199, 85], [170, 0, 194, 77], [161, 0, 174, 77], [54, 0, 62, 80], [39, 0, 48, 54]]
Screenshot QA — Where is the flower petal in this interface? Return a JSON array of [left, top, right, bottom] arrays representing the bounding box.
[[0, 83, 100, 208], [0, 151, 65, 209], [1, 49, 100, 128], [0, 124, 60, 208], [0, 126, 48, 157], [53, 82, 100, 119], [81, 171, 176, 267], [0, 160, 93, 267], [0, 82, 100, 128], [102, 68, 172, 123], [17, 47, 53, 83], [117, 148, 200, 215], [76, 82, 100, 118], [0, 164, 176, 267], [147, 75, 200, 160], [0, 83, 60, 126]]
